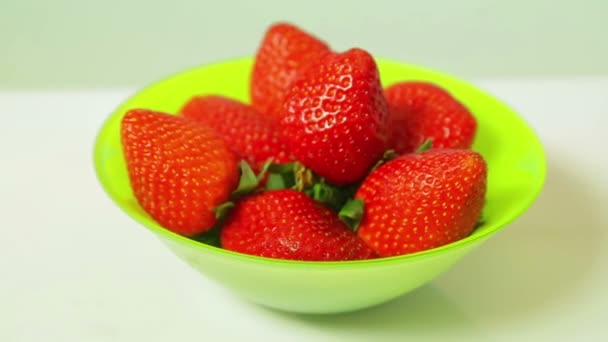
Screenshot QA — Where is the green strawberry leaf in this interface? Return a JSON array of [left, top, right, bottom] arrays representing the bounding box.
[[308, 180, 359, 212], [268, 161, 298, 175], [416, 139, 433, 152], [212, 201, 235, 220], [382, 149, 398, 160], [232, 160, 261, 197], [266, 173, 287, 190], [370, 149, 398, 172], [257, 158, 274, 182], [306, 181, 338, 210], [265, 161, 298, 190], [213, 160, 266, 225], [310, 182, 333, 202], [266, 161, 359, 212], [339, 198, 365, 231], [231, 159, 272, 200]]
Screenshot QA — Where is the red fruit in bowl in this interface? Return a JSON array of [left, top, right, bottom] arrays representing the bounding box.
[[121, 109, 239, 236], [251, 22, 331, 122], [384, 81, 477, 154], [180, 95, 292, 171], [221, 189, 377, 261], [280, 48, 389, 185], [355, 148, 487, 257]]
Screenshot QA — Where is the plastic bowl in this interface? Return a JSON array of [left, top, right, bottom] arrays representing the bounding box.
[[93, 57, 546, 314]]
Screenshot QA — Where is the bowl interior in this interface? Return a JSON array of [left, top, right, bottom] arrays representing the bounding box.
[[94, 57, 546, 267]]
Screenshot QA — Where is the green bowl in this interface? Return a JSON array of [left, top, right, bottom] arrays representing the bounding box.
[[93, 57, 546, 314]]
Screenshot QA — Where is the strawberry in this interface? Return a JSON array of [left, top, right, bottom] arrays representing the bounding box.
[[384, 81, 477, 154], [121, 109, 239, 236], [250, 22, 330, 122], [354, 149, 487, 257], [280, 48, 389, 185], [179, 95, 291, 171], [220, 189, 377, 261]]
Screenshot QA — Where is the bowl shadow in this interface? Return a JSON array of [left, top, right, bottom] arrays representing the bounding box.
[[255, 285, 479, 341], [252, 150, 602, 338]]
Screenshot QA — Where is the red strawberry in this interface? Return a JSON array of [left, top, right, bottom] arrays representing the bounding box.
[[384, 82, 477, 154], [251, 22, 330, 122], [121, 109, 239, 236], [180, 95, 292, 171], [221, 189, 377, 261], [355, 149, 487, 257], [280, 48, 389, 185]]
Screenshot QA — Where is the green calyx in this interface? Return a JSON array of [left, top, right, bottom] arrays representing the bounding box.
[[264, 161, 357, 213], [212, 202, 234, 220], [416, 139, 433, 152], [338, 198, 365, 231], [204, 157, 370, 234], [266, 161, 299, 190], [232, 159, 270, 197], [304, 180, 355, 212], [210, 159, 269, 227], [370, 149, 398, 172]]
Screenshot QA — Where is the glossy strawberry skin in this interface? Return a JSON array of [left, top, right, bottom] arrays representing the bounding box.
[[121, 109, 239, 236], [280, 48, 389, 185], [355, 149, 487, 257], [221, 190, 377, 261], [384, 82, 477, 154], [180, 95, 291, 171], [251, 22, 330, 122]]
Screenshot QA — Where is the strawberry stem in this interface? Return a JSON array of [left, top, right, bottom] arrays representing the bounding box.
[[339, 198, 365, 231], [294, 163, 315, 191]]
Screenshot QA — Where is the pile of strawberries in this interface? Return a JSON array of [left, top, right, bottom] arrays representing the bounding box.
[[120, 22, 487, 261]]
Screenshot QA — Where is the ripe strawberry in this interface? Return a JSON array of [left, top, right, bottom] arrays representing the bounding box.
[[384, 81, 477, 154], [180, 95, 291, 171], [121, 109, 239, 236], [280, 48, 389, 185], [221, 189, 377, 261], [250, 22, 330, 122], [355, 149, 487, 257]]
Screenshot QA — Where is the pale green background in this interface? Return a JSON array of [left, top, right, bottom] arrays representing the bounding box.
[[2, 0, 606, 88]]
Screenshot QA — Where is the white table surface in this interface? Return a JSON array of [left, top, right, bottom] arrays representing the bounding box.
[[2, 79, 607, 341]]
